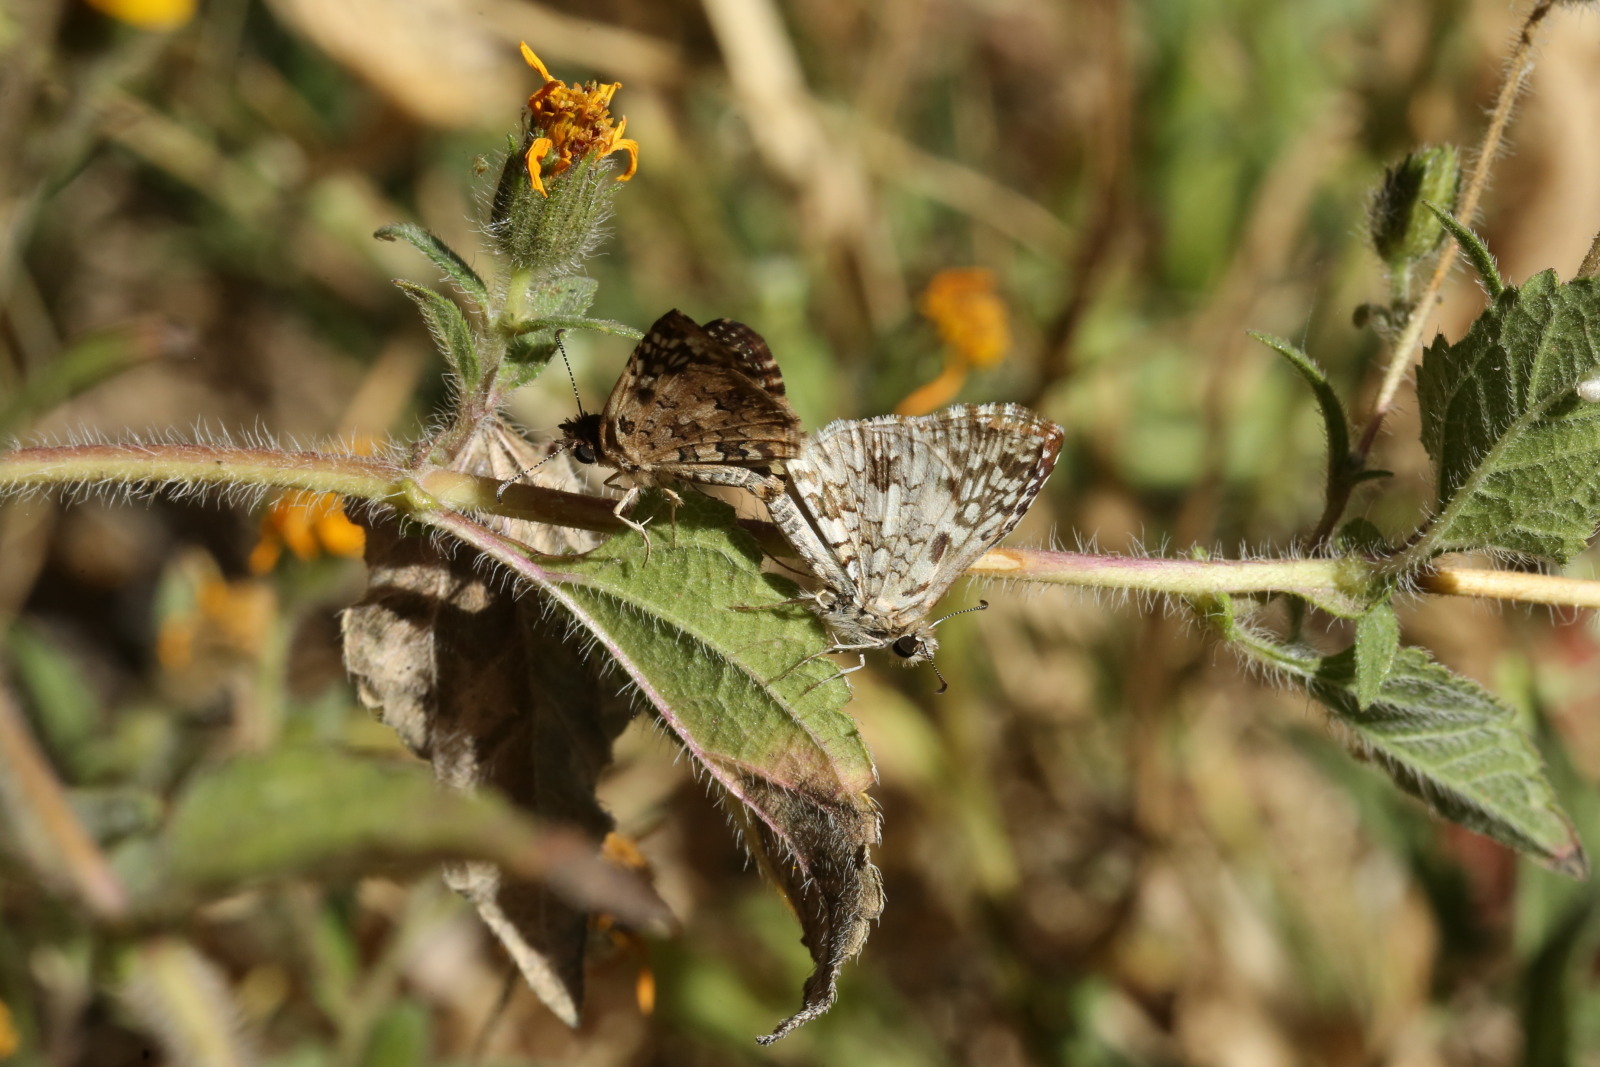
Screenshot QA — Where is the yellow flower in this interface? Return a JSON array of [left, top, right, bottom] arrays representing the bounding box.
[[248, 490, 365, 574], [895, 268, 1011, 416], [83, 0, 195, 29], [520, 43, 639, 198]]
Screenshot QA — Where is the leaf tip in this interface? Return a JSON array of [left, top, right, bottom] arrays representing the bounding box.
[[1545, 838, 1589, 880]]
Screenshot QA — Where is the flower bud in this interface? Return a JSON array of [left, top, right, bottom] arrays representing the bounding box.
[[1369, 146, 1461, 270]]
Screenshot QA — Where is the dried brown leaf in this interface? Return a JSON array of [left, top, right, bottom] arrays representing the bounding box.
[[341, 418, 648, 1027], [727, 774, 882, 1045]]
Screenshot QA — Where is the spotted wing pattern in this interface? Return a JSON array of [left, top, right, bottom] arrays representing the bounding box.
[[702, 318, 788, 399], [598, 309, 801, 471], [772, 403, 1063, 652]]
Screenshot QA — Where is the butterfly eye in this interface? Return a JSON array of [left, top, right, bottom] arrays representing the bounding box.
[[892, 635, 920, 659], [574, 444, 597, 464]]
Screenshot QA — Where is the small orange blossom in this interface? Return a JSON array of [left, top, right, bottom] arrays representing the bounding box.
[[520, 43, 639, 198], [248, 490, 365, 574], [895, 268, 1011, 416]]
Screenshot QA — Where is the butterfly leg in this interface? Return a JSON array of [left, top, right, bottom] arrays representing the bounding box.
[[678, 465, 785, 501], [608, 485, 654, 564], [661, 487, 683, 547], [730, 595, 814, 613], [795, 653, 866, 700]]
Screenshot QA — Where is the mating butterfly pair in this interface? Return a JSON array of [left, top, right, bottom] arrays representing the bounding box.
[[508, 310, 1063, 671]]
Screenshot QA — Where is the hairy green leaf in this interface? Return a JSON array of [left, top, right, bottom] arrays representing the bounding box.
[[1251, 331, 1352, 480], [1423, 200, 1503, 297], [374, 223, 489, 310], [1413, 271, 1600, 563], [551, 493, 881, 1041], [557, 494, 873, 801], [1209, 595, 1584, 876], [393, 281, 479, 387], [500, 276, 637, 386], [1352, 601, 1400, 709], [510, 314, 643, 341], [1239, 633, 1582, 875]]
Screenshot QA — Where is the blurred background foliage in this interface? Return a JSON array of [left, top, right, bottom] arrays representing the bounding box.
[[4, 0, 1600, 1063]]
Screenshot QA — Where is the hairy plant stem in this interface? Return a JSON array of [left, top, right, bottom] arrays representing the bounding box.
[[3, 442, 1599, 612], [1361, 0, 1557, 454]]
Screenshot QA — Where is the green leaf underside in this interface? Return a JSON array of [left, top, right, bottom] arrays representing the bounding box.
[[375, 223, 489, 309], [1415, 271, 1600, 562], [542, 492, 880, 1040], [553, 493, 874, 801], [1263, 638, 1584, 877], [394, 281, 479, 385], [1353, 601, 1400, 708]]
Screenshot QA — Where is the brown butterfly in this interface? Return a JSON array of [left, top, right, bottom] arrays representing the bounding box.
[[504, 310, 803, 550]]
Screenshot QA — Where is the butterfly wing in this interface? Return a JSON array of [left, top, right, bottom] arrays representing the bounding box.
[[792, 404, 1062, 626], [599, 310, 802, 471], [702, 318, 789, 399]]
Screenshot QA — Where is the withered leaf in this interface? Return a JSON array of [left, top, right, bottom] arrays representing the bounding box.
[[726, 775, 883, 1045], [341, 418, 651, 1027]]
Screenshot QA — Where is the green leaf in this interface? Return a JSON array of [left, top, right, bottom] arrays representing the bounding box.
[[1208, 598, 1585, 876], [374, 223, 489, 310], [548, 493, 882, 1041], [1232, 625, 1584, 876], [555, 493, 873, 803], [1424, 199, 1503, 297], [1521, 897, 1596, 1067], [1336, 517, 1390, 554], [360, 1002, 431, 1067], [1250, 331, 1352, 480], [1413, 271, 1600, 564], [145, 747, 669, 926], [509, 314, 643, 341], [500, 276, 620, 386], [392, 281, 479, 387], [0, 328, 145, 434], [1320, 648, 1585, 876], [6, 622, 99, 778], [1352, 600, 1400, 708]]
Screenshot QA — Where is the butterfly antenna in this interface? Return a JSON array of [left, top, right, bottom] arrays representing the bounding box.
[[930, 662, 950, 695], [495, 440, 569, 502], [929, 599, 990, 629], [557, 331, 586, 418]]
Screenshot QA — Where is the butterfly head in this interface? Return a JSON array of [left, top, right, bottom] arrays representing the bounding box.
[[558, 412, 604, 465], [889, 628, 938, 665]]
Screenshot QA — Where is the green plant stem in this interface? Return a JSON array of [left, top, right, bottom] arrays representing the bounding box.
[[0, 444, 407, 501], [5, 443, 1600, 613], [968, 547, 1373, 607], [1362, 0, 1556, 449]]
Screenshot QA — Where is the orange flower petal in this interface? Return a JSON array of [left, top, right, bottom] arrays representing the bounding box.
[[84, 0, 195, 30]]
